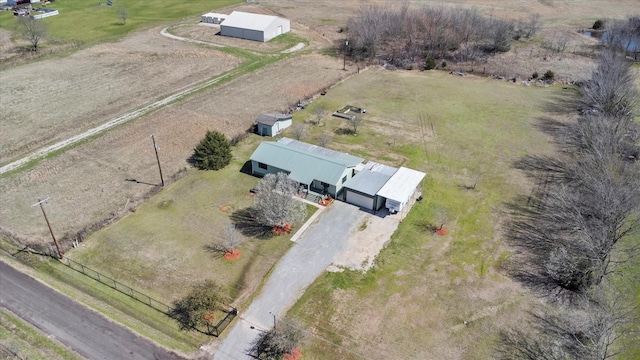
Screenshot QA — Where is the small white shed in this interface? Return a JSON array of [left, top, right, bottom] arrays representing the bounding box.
[[255, 113, 293, 137], [377, 167, 426, 213], [201, 12, 227, 24]]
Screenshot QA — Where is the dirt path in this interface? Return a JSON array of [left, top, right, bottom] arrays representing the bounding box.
[[0, 65, 247, 176], [0, 28, 257, 176]]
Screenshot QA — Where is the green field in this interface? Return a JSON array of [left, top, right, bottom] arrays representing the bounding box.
[[0, 0, 240, 45], [285, 70, 569, 359]]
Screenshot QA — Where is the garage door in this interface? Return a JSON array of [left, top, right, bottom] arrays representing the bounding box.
[[346, 190, 374, 210]]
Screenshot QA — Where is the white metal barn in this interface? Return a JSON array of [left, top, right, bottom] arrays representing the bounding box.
[[220, 11, 290, 42]]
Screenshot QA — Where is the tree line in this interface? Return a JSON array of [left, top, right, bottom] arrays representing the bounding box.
[[499, 46, 640, 358], [344, 3, 540, 69]]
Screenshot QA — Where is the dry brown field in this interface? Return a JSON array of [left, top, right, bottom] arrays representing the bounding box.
[[0, 28, 240, 166], [0, 50, 351, 246]]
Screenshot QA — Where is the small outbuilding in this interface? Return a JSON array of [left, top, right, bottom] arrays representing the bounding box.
[[255, 112, 293, 137], [220, 11, 290, 42], [201, 12, 226, 24]]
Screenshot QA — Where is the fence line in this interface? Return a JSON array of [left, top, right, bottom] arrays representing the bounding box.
[[61, 257, 237, 336]]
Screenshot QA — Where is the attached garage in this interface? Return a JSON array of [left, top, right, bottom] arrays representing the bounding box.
[[343, 162, 397, 211], [345, 190, 375, 210], [220, 11, 290, 42]]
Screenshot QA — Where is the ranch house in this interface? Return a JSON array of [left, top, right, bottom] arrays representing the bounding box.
[[220, 11, 290, 42], [249, 138, 426, 213], [250, 138, 363, 198], [255, 112, 292, 137]]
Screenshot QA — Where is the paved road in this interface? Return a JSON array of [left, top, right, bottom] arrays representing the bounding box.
[[214, 201, 366, 359], [0, 260, 184, 360]]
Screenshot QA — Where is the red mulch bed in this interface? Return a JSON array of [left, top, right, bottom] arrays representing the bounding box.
[[283, 348, 302, 360], [435, 228, 448, 235], [318, 198, 334, 206], [272, 223, 292, 235], [224, 249, 241, 260]]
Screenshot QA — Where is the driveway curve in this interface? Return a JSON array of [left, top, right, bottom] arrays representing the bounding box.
[[214, 201, 366, 359]]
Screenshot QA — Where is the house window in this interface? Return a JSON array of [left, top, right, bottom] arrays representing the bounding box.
[[342, 176, 347, 184], [258, 162, 268, 170]]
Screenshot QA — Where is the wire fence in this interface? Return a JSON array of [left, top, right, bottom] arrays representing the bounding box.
[[61, 257, 237, 337], [62, 257, 172, 314]]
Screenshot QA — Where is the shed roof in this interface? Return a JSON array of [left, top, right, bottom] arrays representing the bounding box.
[[221, 11, 282, 32], [376, 167, 426, 202], [344, 161, 397, 196], [256, 112, 292, 126], [202, 12, 227, 18], [250, 138, 363, 185]]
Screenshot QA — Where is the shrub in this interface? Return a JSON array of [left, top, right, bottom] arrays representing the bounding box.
[[425, 55, 436, 70], [169, 280, 226, 330], [191, 131, 232, 170], [532, 71, 539, 79], [543, 70, 555, 80], [592, 19, 604, 30]]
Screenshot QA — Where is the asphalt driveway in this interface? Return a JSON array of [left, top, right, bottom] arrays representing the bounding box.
[[213, 201, 366, 359]]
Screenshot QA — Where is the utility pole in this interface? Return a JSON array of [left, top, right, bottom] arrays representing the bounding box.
[[343, 40, 349, 71], [150, 134, 164, 187], [269, 310, 276, 332], [32, 197, 63, 259]]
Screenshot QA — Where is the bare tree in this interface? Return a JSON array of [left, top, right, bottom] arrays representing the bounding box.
[[251, 318, 307, 359], [118, 7, 128, 25], [253, 173, 306, 229], [347, 114, 364, 135], [16, 17, 47, 52], [316, 133, 332, 147], [289, 123, 309, 140], [435, 208, 448, 231], [209, 224, 242, 254], [578, 51, 638, 119], [522, 14, 541, 39], [312, 105, 326, 126]]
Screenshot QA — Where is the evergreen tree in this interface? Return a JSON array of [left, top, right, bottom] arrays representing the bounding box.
[[192, 131, 232, 170]]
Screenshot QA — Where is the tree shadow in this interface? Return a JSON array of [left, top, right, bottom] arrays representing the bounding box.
[[203, 244, 226, 259], [334, 127, 354, 135], [229, 208, 273, 239]]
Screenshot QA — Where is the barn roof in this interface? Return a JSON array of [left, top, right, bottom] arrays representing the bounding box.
[[250, 138, 363, 185], [377, 167, 426, 202], [221, 11, 282, 32], [344, 161, 397, 196], [256, 112, 292, 126]]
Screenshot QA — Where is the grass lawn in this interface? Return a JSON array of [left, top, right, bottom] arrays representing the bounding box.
[[55, 135, 316, 352], [284, 69, 565, 359], [0, 0, 241, 46], [0, 307, 83, 360]]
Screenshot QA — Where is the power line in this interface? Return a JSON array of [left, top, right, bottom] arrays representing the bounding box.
[[31, 197, 63, 259]]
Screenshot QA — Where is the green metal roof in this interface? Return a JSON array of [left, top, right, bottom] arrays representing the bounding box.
[[250, 139, 363, 185]]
